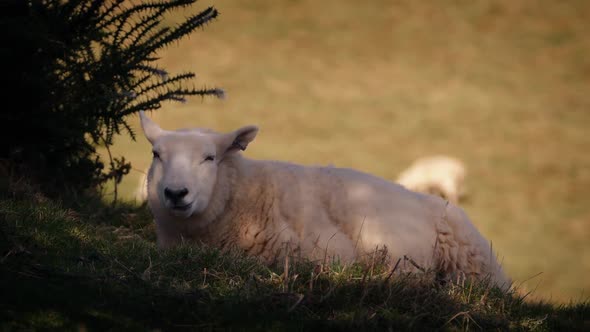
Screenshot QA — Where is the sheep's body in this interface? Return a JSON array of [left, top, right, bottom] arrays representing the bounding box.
[[396, 155, 467, 204], [140, 112, 509, 289]]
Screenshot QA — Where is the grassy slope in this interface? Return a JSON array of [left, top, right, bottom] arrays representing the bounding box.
[[1, 191, 588, 331], [99, 0, 590, 302]]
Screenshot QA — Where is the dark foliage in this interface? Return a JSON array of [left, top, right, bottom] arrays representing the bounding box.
[[1, 0, 222, 197]]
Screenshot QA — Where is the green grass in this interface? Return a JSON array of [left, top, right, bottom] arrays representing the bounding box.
[[98, 0, 590, 303], [1, 187, 589, 331]]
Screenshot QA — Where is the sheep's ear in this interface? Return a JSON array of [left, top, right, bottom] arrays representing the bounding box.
[[218, 125, 259, 156], [139, 111, 163, 145]]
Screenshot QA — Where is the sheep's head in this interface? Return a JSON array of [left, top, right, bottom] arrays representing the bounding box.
[[139, 111, 258, 218]]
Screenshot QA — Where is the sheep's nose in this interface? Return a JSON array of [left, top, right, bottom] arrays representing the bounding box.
[[164, 187, 189, 202]]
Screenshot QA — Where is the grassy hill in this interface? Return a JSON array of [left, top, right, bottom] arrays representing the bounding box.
[[99, 0, 590, 303], [1, 186, 588, 330]]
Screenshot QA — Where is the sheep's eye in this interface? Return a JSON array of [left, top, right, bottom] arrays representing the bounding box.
[[204, 155, 215, 162], [152, 151, 160, 159]]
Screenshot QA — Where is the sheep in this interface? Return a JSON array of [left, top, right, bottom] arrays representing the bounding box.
[[139, 111, 510, 289], [396, 155, 467, 204]]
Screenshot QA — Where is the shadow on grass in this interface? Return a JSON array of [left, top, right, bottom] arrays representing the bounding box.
[[0, 262, 470, 331], [0, 188, 588, 331]]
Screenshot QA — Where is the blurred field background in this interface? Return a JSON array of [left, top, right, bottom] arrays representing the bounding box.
[[99, 0, 590, 303]]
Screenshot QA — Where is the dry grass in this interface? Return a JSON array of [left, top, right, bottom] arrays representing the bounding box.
[[99, 0, 590, 303]]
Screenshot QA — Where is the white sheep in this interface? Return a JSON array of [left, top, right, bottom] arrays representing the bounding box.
[[396, 155, 467, 204], [139, 112, 509, 289]]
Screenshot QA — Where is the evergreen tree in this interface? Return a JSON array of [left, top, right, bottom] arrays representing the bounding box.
[[1, 0, 222, 198]]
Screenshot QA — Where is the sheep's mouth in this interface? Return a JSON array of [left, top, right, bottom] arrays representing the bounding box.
[[171, 202, 192, 211]]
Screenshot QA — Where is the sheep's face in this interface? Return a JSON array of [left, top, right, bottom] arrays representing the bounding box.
[[139, 112, 258, 219]]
